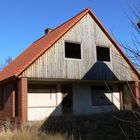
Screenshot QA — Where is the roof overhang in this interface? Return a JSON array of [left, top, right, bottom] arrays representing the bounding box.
[[28, 77, 136, 85], [0, 75, 18, 84]]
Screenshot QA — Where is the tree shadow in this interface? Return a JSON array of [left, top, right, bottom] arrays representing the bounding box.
[[40, 111, 130, 140], [82, 62, 118, 80], [39, 89, 120, 139], [33, 62, 121, 139]]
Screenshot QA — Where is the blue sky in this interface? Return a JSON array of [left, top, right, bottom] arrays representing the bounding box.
[[0, 0, 138, 64]]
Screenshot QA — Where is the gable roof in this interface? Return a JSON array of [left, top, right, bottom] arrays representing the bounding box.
[[0, 8, 139, 82]]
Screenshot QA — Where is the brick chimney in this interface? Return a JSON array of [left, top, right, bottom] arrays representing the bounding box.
[[44, 28, 53, 34], [137, 20, 140, 29]]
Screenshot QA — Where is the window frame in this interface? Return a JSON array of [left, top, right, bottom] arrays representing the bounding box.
[[64, 41, 82, 60], [96, 46, 111, 62]]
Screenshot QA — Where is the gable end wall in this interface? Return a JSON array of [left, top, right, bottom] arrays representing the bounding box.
[[21, 13, 138, 81]]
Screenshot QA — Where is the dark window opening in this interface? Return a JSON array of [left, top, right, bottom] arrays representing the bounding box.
[[65, 42, 81, 59], [0, 86, 5, 110], [14, 83, 18, 117], [61, 85, 73, 114], [91, 86, 113, 106], [97, 46, 110, 61]]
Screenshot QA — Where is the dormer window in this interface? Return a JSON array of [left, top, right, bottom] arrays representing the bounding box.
[[96, 46, 110, 62], [65, 42, 81, 59]]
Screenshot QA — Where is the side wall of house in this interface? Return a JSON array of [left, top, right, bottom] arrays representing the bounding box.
[[21, 13, 138, 81]]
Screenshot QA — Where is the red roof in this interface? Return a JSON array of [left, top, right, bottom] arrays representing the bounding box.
[[0, 8, 139, 81]]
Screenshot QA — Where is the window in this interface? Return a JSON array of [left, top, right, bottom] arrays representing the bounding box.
[[96, 46, 110, 61], [65, 42, 81, 59], [91, 86, 113, 106]]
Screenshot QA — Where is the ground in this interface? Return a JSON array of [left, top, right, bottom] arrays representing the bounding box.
[[0, 111, 140, 140]]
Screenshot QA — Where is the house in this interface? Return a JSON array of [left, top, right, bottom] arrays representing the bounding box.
[[0, 8, 140, 123]]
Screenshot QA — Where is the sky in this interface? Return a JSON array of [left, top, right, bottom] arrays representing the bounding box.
[[0, 0, 139, 64]]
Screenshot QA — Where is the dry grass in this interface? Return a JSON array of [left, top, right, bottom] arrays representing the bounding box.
[[0, 121, 69, 140], [0, 111, 140, 140], [0, 131, 68, 140]]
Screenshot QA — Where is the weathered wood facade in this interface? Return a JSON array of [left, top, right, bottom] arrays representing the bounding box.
[[21, 13, 138, 81]]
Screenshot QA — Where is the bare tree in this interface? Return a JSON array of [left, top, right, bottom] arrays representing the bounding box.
[[120, 0, 140, 70], [115, 1, 140, 139], [0, 56, 12, 71]]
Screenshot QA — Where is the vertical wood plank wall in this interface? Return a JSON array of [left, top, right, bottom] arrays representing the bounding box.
[[21, 13, 138, 81]]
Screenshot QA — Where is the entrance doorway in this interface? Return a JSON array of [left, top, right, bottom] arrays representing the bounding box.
[[61, 85, 73, 114]]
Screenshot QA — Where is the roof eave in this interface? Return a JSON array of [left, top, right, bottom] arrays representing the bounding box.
[[0, 75, 18, 84]]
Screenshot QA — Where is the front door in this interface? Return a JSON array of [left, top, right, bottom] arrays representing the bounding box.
[[61, 85, 73, 114]]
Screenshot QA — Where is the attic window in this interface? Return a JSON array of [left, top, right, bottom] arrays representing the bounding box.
[[96, 46, 110, 62], [65, 42, 81, 59]]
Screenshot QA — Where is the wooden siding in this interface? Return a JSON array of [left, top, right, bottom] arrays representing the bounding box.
[[21, 13, 138, 81]]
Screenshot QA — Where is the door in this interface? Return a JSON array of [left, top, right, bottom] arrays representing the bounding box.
[[61, 85, 73, 114]]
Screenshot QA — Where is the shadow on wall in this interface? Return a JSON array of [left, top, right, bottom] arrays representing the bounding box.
[[39, 87, 119, 139], [40, 103, 119, 140], [32, 62, 121, 139], [82, 62, 118, 80]]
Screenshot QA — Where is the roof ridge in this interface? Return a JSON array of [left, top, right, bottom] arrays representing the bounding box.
[[32, 8, 90, 45], [53, 8, 90, 31]]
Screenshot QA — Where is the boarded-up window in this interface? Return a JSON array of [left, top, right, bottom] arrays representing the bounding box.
[[96, 46, 110, 61], [91, 86, 113, 106], [65, 42, 81, 59]]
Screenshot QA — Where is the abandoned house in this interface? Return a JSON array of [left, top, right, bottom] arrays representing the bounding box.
[[0, 8, 140, 123]]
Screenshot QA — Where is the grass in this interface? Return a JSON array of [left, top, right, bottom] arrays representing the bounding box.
[[41, 111, 140, 140], [0, 111, 140, 140], [0, 121, 68, 140], [0, 130, 68, 140]]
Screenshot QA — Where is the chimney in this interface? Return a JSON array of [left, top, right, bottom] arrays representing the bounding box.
[[44, 28, 53, 34]]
